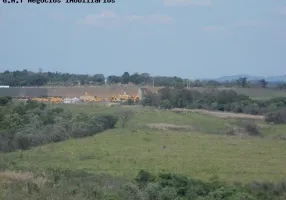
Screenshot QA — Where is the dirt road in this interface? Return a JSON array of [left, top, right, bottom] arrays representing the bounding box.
[[171, 108, 264, 120]]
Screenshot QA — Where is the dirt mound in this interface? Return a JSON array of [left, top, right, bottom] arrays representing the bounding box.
[[172, 108, 264, 120], [147, 123, 193, 131]]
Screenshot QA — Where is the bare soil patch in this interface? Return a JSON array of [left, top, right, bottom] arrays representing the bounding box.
[[171, 108, 264, 120], [147, 123, 193, 131]]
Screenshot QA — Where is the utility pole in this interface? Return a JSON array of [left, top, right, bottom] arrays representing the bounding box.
[[187, 80, 191, 88], [153, 78, 154, 87]]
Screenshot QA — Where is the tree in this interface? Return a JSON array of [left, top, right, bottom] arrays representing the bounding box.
[[236, 77, 248, 88], [259, 79, 268, 88], [130, 73, 144, 85], [0, 96, 12, 106], [107, 75, 121, 84], [92, 74, 105, 84], [121, 72, 130, 84]]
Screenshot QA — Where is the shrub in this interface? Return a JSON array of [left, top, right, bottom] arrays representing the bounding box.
[[121, 183, 145, 200], [241, 121, 260, 136], [136, 170, 156, 186], [145, 183, 161, 200], [140, 87, 286, 116], [210, 102, 218, 110], [0, 102, 119, 152], [243, 103, 260, 115], [265, 108, 286, 124], [160, 99, 172, 109], [158, 186, 178, 200], [0, 96, 12, 106]]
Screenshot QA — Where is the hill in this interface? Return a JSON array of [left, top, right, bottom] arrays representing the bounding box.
[[2, 105, 286, 183]]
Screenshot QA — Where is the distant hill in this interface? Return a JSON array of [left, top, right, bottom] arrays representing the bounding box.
[[210, 75, 286, 83]]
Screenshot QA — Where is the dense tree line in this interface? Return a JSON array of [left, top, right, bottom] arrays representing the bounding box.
[[0, 97, 118, 152], [141, 87, 286, 124], [0, 70, 105, 86], [2, 70, 285, 89]]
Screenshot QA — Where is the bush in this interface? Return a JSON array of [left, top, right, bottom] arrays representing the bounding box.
[[160, 99, 172, 109], [0, 102, 119, 152], [141, 87, 286, 116], [241, 120, 260, 136], [158, 186, 178, 200], [1, 170, 286, 200], [0, 96, 12, 106], [265, 108, 286, 124], [243, 103, 260, 115]]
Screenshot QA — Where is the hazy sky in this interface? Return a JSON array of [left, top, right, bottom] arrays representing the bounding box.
[[0, 0, 285, 79]]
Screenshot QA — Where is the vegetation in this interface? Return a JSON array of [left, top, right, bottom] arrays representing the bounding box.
[[1, 105, 286, 179], [1, 101, 286, 199], [142, 87, 286, 123], [1, 69, 286, 199], [1, 169, 286, 200], [1, 70, 286, 90], [0, 98, 118, 152], [265, 109, 286, 124]]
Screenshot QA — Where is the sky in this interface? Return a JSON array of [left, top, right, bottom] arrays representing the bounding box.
[[0, 0, 286, 79]]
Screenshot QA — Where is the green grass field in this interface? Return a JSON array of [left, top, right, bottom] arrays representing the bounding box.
[[2, 105, 286, 183]]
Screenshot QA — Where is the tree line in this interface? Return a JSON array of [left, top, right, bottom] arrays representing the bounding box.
[[1, 70, 286, 89], [141, 87, 286, 124], [0, 97, 118, 152]]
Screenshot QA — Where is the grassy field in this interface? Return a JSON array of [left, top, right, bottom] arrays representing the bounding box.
[[2, 105, 286, 183]]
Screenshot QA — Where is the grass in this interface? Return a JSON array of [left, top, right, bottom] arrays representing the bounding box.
[[185, 87, 286, 100], [51, 104, 286, 138], [3, 129, 286, 183], [2, 106, 286, 184], [229, 88, 286, 100]]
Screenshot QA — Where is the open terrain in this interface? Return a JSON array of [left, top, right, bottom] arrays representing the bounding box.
[[1, 86, 286, 100], [146, 87, 286, 100], [171, 108, 265, 119], [2, 105, 286, 184]]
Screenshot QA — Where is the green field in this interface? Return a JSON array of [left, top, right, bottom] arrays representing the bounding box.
[[2, 105, 286, 183]]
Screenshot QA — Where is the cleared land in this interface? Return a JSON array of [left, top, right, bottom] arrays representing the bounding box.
[[148, 87, 286, 100], [1, 86, 286, 100], [3, 105, 286, 183], [171, 108, 264, 120]]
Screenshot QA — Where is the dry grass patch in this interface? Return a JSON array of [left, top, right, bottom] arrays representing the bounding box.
[[172, 108, 264, 120], [0, 171, 34, 182], [147, 123, 193, 131], [0, 171, 48, 187]]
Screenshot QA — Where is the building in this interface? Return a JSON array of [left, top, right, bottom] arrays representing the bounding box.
[[63, 97, 80, 104]]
